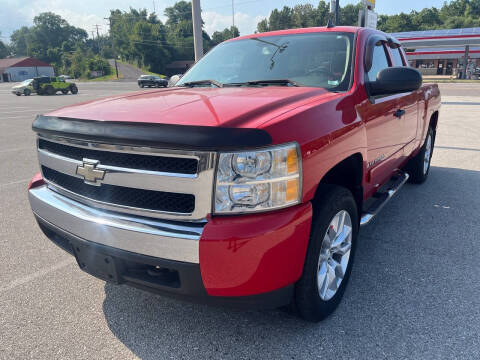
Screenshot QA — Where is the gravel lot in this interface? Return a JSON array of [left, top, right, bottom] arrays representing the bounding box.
[[0, 81, 479, 359]]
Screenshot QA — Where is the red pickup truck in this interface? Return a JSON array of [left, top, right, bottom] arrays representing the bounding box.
[[28, 26, 440, 322]]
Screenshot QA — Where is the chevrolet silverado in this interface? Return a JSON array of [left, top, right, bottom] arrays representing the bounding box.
[[28, 26, 440, 322]]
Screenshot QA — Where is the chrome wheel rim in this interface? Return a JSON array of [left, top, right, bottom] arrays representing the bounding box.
[[423, 133, 432, 175], [317, 210, 353, 301]]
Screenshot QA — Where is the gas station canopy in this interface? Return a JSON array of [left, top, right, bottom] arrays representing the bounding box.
[[390, 28, 480, 49]]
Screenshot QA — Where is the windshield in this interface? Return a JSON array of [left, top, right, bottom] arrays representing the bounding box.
[[21, 79, 33, 85], [178, 32, 354, 91]]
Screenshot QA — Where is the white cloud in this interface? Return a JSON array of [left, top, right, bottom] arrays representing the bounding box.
[[50, 9, 108, 37], [1, 0, 266, 41]]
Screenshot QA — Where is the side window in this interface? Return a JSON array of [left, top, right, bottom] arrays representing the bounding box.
[[367, 43, 390, 82], [391, 48, 405, 67]]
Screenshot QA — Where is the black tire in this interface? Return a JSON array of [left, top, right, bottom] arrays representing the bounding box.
[[15, 93, 21, 96], [405, 127, 435, 184], [140, 83, 144, 88], [61, 89, 68, 95], [294, 185, 359, 322], [70, 85, 78, 94], [24, 88, 31, 96], [45, 85, 55, 95]]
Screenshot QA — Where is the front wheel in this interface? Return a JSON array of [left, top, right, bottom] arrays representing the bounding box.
[[405, 127, 435, 184], [70, 85, 78, 94], [45, 85, 55, 95], [24, 88, 31, 96], [294, 185, 358, 322], [61, 89, 68, 95]]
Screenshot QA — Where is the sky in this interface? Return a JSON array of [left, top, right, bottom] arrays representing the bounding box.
[[0, 0, 448, 42]]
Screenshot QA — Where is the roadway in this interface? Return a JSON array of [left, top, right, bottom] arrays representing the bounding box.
[[0, 81, 479, 359]]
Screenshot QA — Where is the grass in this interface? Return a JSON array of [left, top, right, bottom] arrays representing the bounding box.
[[117, 60, 167, 78], [79, 66, 123, 81]]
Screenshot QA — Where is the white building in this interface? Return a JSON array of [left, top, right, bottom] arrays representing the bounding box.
[[0, 57, 54, 82]]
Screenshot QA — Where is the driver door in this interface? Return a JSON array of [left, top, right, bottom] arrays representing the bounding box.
[[359, 39, 405, 188]]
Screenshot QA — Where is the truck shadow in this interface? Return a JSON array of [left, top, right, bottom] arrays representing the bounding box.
[[102, 166, 480, 359]]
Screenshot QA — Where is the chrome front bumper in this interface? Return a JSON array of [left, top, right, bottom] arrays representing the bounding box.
[[29, 185, 204, 263]]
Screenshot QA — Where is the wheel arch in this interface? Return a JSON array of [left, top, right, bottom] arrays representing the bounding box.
[[312, 152, 364, 218]]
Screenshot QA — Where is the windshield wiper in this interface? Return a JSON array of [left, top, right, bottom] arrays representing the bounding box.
[[182, 79, 223, 88], [225, 79, 300, 87]]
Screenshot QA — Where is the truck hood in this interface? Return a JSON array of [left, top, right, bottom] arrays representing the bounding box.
[[46, 87, 335, 129]]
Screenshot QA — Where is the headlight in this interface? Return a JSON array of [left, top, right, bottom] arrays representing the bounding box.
[[215, 143, 302, 214]]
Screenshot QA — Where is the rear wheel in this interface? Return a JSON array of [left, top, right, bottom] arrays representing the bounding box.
[[61, 89, 68, 95], [15, 93, 21, 96], [140, 83, 144, 88], [405, 127, 435, 184], [24, 88, 31, 96], [294, 185, 358, 322], [70, 84, 78, 94]]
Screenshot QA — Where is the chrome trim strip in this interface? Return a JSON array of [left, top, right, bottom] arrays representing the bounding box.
[[29, 185, 202, 263], [38, 134, 204, 160]]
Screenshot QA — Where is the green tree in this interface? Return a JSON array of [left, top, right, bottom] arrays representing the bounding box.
[[377, 13, 416, 33], [211, 26, 240, 45], [0, 32, 9, 58]]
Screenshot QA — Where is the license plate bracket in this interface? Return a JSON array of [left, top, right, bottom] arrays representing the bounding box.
[[72, 241, 120, 284]]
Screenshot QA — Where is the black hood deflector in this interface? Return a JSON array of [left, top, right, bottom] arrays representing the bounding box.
[[33, 115, 272, 150]]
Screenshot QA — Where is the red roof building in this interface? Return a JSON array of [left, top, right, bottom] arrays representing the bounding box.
[[0, 57, 54, 82]]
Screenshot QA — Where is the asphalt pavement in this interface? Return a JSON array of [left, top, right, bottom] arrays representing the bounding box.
[[0, 81, 479, 359], [108, 60, 146, 81]]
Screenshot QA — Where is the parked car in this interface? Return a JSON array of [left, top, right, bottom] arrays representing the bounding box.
[[32, 76, 78, 95], [472, 67, 480, 80], [28, 26, 440, 322], [58, 75, 73, 81], [11, 79, 35, 96], [137, 75, 168, 88]]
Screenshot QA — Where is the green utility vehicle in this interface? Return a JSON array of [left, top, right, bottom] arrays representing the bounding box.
[[33, 76, 78, 95]]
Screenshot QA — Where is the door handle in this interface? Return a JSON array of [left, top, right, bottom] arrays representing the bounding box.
[[394, 109, 406, 118]]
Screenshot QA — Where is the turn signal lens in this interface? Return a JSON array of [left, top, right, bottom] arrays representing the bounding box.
[[287, 148, 299, 175], [286, 178, 300, 203]]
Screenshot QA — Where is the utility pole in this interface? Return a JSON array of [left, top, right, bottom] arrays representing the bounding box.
[[232, 0, 235, 29], [330, 0, 340, 26], [105, 16, 119, 78], [153, 0, 156, 13], [335, 0, 339, 26], [93, 25, 102, 54], [94, 24, 101, 39], [191, 0, 204, 62]]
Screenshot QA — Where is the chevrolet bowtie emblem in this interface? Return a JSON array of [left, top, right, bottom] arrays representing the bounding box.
[[76, 159, 106, 186]]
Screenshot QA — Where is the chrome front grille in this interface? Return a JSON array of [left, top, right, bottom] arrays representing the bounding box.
[[37, 135, 217, 221]]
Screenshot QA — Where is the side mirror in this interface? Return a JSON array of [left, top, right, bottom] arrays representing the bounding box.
[[369, 67, 422, 96]]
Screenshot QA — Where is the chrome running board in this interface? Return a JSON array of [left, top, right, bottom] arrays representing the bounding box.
[[360, 172, 409, 227]]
